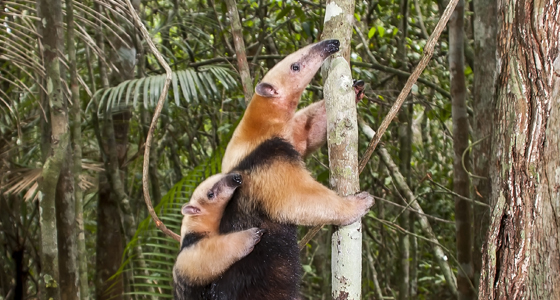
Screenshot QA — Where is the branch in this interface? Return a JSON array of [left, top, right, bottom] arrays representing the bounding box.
[[225, 0, 253, 103], [126, 0, 180, 242], [357, 0, 461, 173]]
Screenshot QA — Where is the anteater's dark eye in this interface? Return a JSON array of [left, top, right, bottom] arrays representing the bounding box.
[[291, 63, 300, 72], [207, 191, 215, 199]]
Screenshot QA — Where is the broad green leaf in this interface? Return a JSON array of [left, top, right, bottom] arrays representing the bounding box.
[[377, 25, 385, 38], [368, 26, 377, 39]]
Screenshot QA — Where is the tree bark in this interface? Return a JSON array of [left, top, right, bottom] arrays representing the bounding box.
[[93, 5, 124, 298], [322, 1, 361, 298], [397, 106, 411, 300], [37, 0, 66, 297], [95, 173, 124, 300], [448, 0, 475, 299], [478, 0, 560, 298], [396, 0, 411, 296], [55, 157, 80, 300], [472, 0, 497, 288], [225, 0, 253, 103], [67, 0, 89, 294]]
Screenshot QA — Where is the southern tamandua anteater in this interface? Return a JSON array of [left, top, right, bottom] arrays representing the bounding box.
[[176, 40, 372, 299], [172, 173, 264, 299]]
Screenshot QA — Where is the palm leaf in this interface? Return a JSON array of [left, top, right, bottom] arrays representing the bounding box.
[[91, 66, 238, 112]]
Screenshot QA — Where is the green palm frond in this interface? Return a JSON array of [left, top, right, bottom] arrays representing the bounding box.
[[1, 0, 134, 103], [89, 65, 238, 113], [112, 146, 225, 297]]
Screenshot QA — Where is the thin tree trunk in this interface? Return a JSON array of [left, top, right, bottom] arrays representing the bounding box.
[[396, 0, 411, 296], [55, 157, 80, 300], [409, 216, 418, 300], [161, 109, 183, 183], [225, 0, 253, 103], [397, 106, 411, 300], [322, 1, 361, 298], [449, 0, 474, 299], [67, 0, 89, 294], [103, 112, 156, 299], [471, 0, 496, 288], [95, 173, 124, 300], [54, 0, 82, 298], [37, 0, 65, 297], [478, 0, 560, 298], [93, 5, 124, 298]]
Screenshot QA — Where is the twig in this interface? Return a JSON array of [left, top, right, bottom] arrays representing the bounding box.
[[462, 136, 488, 179], [373, 195, 455, 224], [427, 176, 491, 208], [352, 61, 451, 99], [298, 225, 324, 250], [369, 214, 474, 294], [413, 0, 430, 39], [353, 25, 378, 63], [357, 0, 461, 174], [126, 0, 180, 242]]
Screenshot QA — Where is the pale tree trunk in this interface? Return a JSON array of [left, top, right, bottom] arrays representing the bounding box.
[[471, 0, 496, 288], [66, 0, 89, 296], [478, 0, 560, 298], [448, 0, 474, 299], [36, 0, 65, 298], [322, 1, 361, 298]]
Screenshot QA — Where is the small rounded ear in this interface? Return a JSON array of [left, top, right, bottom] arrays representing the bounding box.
[[255, 82, 279, 98], [181, 204, 201, 215]]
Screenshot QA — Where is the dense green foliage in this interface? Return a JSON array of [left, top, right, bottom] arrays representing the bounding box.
[[0, 0, 475, 298]]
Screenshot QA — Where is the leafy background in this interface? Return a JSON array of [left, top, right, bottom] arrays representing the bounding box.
[[0, 0, 474, 298]]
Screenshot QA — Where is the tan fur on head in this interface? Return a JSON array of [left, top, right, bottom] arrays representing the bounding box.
[[180, 174, 238, 241], [257, 41, 338, 105], [223, 40, 340, 172]]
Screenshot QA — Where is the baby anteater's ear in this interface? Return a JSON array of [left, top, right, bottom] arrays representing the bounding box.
[[182, 204, 201, 215]]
